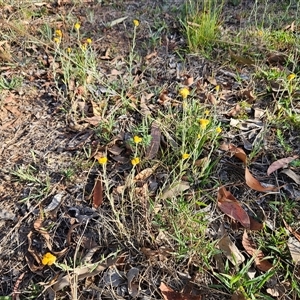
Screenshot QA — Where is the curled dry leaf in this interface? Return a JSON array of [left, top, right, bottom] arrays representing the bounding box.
[[134, 163, 159, 181], [44, 192, 64, 213], [217, 186, 250, 229], [217, 234, 245, 266], [287, 236, 300, 263], [242, 231, 273, 272], [267, 156, 298, 176], [93, 177, 103, 208], [220, 143, 277, 192], [145, 121, 161, 159], [127, 267, 140, 297], [160, 282, 202, 300], [245, 167, 277, 192], [161, 181, 190, 200], [281, 169, 300, 185]]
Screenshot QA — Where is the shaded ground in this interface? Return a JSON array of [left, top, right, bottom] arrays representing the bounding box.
[[1, 0, 300, 299]]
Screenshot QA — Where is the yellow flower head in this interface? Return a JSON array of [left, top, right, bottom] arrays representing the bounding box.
[[182, 153, 190, 160], [55, 29, 62, 37], [86, 38, 92, 44], [98, 156, 108, 165], [197, 133, 201, 139], [74, 23, 81, 31], [67, 47, 72, 53], [133, 19, 139, 27], [42, 252, 57, 266], [204, 109, 210, 116], [216, 127, 222, 134], [53, 37, 60, 44], [199, 119, 209, 130], [215, 85, 220, 92], [131, 157, 140, 166], [133, 136, 142, 144], [179, 87, 190, 99], [287, 73, 296, 81]]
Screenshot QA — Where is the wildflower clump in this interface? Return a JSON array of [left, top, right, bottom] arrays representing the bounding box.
[[42, 252, 56, 266], [179, 87, 190, 99]]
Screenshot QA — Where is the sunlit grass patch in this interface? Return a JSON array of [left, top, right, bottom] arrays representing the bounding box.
[[182, 0, 224, 54]]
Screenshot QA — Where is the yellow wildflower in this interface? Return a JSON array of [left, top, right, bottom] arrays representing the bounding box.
[[74, 23, 81, 31], [53, 37, 60, 44], [133, 136, 142, 144], [98, 157, 108, 165], [287, 73, 296, 81], [179, 87, 190, 99], [133, 19, 139, 27], [215, 85, 220, 92], [216, 127, 222, 134], [182, 153, 190, 160], [131, 157, 140, 166], [86, 38, 92, 44], [199, 119, 209, 130], [204, 110, 210, 116], [55, 29, 62, 37], [67, 47, 72, 53], [42, 252, 57, 266], [197, 133, 201, 139]]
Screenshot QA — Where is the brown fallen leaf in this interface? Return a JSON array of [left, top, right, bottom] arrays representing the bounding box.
[[281, 169, 300, 185], [127, 267, 139, 297], [183, 74, 194, 86], [145, 121, 161, 159], [218, 234, 245, 266], [161, 181, 190, 200], [245, 167, 276, 192], [93, 177, 103, 208], [267, 156, 298, 176], [134, 163, 159, 181], [283, 219, 300, 242], [242, 231, 273, 272], [160, 282, 201, 300], [220, 143, 277, 192], [145, 51, 157, 61], [217, 186, 250, 229], [287, 236, 300, 263]]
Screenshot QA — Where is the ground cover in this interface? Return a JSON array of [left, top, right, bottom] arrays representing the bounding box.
[[0, 0, 300, 299]]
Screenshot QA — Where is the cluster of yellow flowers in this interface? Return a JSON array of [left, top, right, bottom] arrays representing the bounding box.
[[53, 23, 92, 50], [98, 135, 143, 167], [131, 135, 142, 166]]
